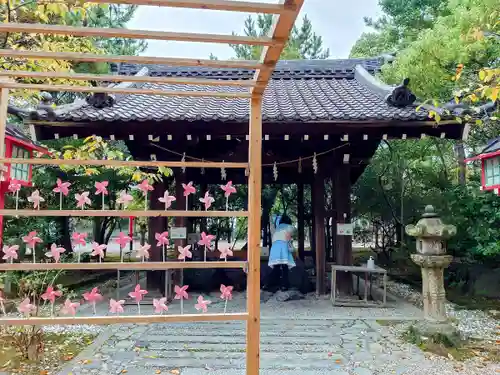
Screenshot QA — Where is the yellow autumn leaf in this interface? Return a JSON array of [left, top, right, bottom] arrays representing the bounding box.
[[479, 70, 486, 81], [132, 171, 142, 182]]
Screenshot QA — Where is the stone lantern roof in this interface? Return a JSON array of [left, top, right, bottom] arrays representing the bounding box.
[[405, 205, 457, 239]]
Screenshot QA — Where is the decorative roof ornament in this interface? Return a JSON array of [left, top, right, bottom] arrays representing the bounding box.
[[386, 78, 417, 108], [221, 161, 227, 181], [273, 162, 278, 181], [86, 92, 115, 109], [312, 153, 318, 174]]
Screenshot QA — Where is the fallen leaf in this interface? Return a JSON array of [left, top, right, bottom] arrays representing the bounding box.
[[170, 369, 180, 375], [155, 371, 161, 374], [82, 359, 92, 365], [121, 371, 128, 374], [335, 359, 342, 364], [39, 371, 49, 375]]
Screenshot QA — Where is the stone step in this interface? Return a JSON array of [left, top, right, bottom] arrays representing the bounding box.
[[137, 350, 346, 361], [143, 328, 345, 338], [139, 334, 343, 345], [139, 342, 338, 353]]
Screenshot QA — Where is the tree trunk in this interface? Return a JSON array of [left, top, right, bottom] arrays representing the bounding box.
[[57, 217, 72, 253], [454, 142, 466, 185]]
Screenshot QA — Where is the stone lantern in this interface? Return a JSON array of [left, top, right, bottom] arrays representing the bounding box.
[[406, 205, 456, 332]]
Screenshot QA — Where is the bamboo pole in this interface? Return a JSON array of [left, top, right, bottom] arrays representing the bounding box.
[[0, 158, 247, 169], [2, 82, 251, 99], [0, 71, 256, 87], [246, 95, 263, 375], [88, 0, 293, 14], [0, 312, 249, 326], [0, 50, 263, 70], [0, 209, 247, 218], [0, 23, 277, 47], [0, 261, 247, 271]]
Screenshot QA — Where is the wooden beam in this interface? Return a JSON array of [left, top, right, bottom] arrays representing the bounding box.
[[88, 0, 294, 14], [252, 0, 304, 95], [0, 23, 277, 46], [0, 70, 255, 87], [0, 158, 247, 169], [0, 50, 263, 70], [246, 96, 262, 375], [313, 174, 326, 295], [0, 261, 247, 271], [1, 82, 251, 98], [0, 313, 249, 326], [0, 209, 248, 218]]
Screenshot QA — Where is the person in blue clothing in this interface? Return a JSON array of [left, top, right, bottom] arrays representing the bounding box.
[[264, 214, 295, 291]]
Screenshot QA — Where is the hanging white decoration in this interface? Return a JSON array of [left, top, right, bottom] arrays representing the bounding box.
[[181, 152, 186, 173], [200, 158, 205, 175], [273, 162, 278, 181], [221, 160, 227, 181], [312, 152, 318, 174], [298, 157, 302, 174], [245, 166, 249, 176]]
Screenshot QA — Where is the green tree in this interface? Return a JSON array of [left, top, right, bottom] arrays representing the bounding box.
[[229, 14, 329, 60]]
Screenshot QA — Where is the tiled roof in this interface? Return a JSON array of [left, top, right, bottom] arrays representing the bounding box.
[[47, 58, 430, 123]]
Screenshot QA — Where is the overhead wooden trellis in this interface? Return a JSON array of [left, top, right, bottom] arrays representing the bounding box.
[[0, 0, 303, 374]]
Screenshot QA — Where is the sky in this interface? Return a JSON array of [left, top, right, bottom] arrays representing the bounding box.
[[128, 0, 381, 60]]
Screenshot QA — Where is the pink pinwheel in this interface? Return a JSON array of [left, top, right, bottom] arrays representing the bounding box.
[[177, 245, 192, 261], [115, 232, 132, 262], [83, 287, 103, 315], [28, 189, 45, 210], [220, 181, 237, 210], [182, 181, 196, 210], [53, 178, 71, 209], [153, 297, 168, 314], [198, 232, 215, 262], [117, 190, 133, 209], [137, 180, 153, 211], [128, 284, 148, 314], [220, 285, 233, 314], [219, 247, 234, 261], [45, 244, 66, 263], [53, 178, 71, 196], [17, 298, 36, 317], [2, 245, 19, 263], [8, 179, 21, 194], [109, 299, 125, 315], [220, 284, 233, 301], [91, 242, 107, 262], [174, 285, 189, 314], [194, 295, 211, 313], [95, 181, 109, 196], [75, 191, 91, 210], [155, 231, 169, 262], [199, 191, 215, 211], [95, 181, 109, 210], [158, 190, 176, 210], [41, 285, 62, 304], [41, 285, 62, 316], [22, 231, 43, 263], [155, 231, 169, 247], [8, 179, 22, 210], [72, 232, 87, 263], [136, 243, 151, 262], [61, 299, 80, 316]]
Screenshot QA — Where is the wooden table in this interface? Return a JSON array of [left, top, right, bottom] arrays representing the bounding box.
[[331, 264, 387, 307]]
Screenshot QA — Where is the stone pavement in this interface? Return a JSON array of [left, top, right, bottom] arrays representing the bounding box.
[[56, 293, 497, 375]]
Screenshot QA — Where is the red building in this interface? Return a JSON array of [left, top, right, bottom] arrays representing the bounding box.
[[0, 124, 47, 243], [465, 138, 500, 194]]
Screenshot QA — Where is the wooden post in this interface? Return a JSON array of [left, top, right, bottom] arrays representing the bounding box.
[[246, 96, 262, 375], [335, 164, 353, 295], [147, 178, 166, 291], [297, 180, 305, 261], [313, 174, 326, 295], [0, 85, 8, 248]]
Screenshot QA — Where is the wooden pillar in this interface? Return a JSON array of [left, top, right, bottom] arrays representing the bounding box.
[[246, 96, 262, 374], [0, 86, 8, 248], [297, 180, 305, 261], [313, 174, 326, 295], [147, 178, 166, 291], [335, 164, 353, 295]]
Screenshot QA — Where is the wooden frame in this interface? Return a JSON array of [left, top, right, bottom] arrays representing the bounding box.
[[0, 1, 303, 374]]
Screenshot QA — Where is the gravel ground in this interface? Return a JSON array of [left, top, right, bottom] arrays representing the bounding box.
[[384, 281, 499, 341]]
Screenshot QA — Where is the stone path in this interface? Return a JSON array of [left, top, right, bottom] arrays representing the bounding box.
[[56, 293, 498, 375]]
